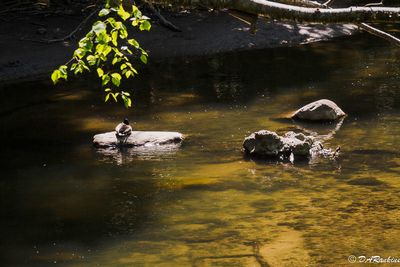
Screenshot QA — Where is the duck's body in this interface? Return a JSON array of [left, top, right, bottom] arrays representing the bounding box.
[[115, 122, 132, 137], [115, 118, 132, 145]]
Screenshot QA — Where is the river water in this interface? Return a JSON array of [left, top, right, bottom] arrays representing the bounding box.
[[1, 34, 399, 266]]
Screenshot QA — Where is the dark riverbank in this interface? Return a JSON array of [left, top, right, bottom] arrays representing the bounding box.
[[0, 8, 357, 84]]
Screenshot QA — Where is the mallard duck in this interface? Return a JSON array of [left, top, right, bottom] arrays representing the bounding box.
[[115, 118, 132, 145]]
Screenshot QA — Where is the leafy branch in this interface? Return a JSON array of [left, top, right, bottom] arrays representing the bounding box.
[[51, 1, 151, 108]]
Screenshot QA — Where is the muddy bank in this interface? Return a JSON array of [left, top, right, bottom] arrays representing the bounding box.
[[0, 9, 357, 83]]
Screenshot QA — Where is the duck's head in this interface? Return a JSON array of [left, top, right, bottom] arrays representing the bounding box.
[[123, 118, 129, 125]]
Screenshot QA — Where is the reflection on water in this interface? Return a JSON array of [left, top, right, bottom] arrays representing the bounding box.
[[0, 34, 400, 266], [96, 144, 183, 165]]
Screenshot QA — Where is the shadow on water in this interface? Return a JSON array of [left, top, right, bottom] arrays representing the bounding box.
[[0, 34, 400, 266]]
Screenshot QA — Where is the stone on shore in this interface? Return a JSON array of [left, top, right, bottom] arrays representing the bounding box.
[[243, 130, 314, 158], [93, 131, 183, 148], [292, 99, 346, 121]]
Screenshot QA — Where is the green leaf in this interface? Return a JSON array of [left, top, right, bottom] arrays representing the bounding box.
[[74, 48, 86, 59], [111, 31, 118, 46], [131, 19, 138, 27], [79, 61, 90, 71], [111, 92, 119, 102], [74, 65, 83, 75], [128, 38, 139, 48], [140, 48, 148, 56], [119, 28, 128, 39], [96, 32, 111, 44], [131, 5, 139, 14], [114, 21, 123, 30], [59, 65, 68, 75], [102, 74, 110, 86], [121, 94, 132, 108], [51, 70, 60, 84], [104, 88, 111, 92], [87, 55, 97, 66], [140, 54, 147, 64], [99, 8, 110, 17], [107, 17, 117, 28], [112, 57, 118, 65], [105, 93, 110, 102], [97, 68, 104, 77], [125, 70, 133, 78], [103, 45, 112, 56], [133, 7, 142, 19], [117, 5, 130, 21], [111, 73, 121, 87], [139, 20, 151, 31], [92, 21, 106, 35], [99, 54, 107, 62], [95, 44, 105, 54], [70, 63, 77, 71]]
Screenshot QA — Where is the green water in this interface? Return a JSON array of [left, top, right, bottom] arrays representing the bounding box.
[[1, 34, 400, 266]]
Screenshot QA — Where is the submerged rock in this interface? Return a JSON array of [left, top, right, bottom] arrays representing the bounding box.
[[243, 130, 315, 158], [93, 131, 183, 148], [292, 99, 346, 121], [347, 177, 385, 186]]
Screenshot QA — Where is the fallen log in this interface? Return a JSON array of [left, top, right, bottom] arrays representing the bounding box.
[[93, 131, 184, 148]]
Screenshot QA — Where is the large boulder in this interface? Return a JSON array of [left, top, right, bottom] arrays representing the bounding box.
[[243, 130, 314, 158], [292, 99, 346, 121], [93, 131, 183, 148]]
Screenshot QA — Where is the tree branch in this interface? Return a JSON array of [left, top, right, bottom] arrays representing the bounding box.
[[270, 0, 400, 46], [229, 0, 400, 23], [359, 22, 400, 46], [41, 7, 100, 43], [145, 1, 182, 32], [322, 0, 333, 6], [306, 0, 400, 46], [364, 1, 383, 7]]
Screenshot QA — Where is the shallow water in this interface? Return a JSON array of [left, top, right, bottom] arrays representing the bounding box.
[[1, 34, 400, 266]]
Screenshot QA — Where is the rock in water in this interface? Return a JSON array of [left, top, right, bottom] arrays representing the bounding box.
[[93, 131, 183, 148], [281, 132, 314, 156], [243, 130, 283, 156], [292, 99, 346, 121], [243, 130, 314, 158]]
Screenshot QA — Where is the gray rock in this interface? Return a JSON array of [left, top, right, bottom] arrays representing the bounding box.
[[243, 130, 314, 158], [93, 131, 183, 148], [243, 130, 283, 156], [281, 132, 314, 156], [292, 99, 346, 121]]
